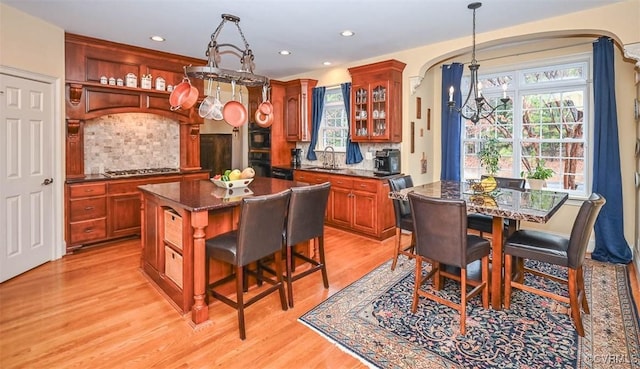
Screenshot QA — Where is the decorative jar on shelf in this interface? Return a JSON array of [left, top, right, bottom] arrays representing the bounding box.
[[125, 73, 137, 88], [155, 77, 165, 91], [141, 74, 152, 89]]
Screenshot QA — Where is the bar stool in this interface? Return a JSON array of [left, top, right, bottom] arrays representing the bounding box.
[[205, 189, 291, 340]]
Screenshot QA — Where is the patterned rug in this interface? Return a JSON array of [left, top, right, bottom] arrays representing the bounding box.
[[299, 256, 640, 368]]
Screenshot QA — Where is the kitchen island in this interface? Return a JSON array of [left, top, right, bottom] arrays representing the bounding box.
[[138, 176, 303, 327]]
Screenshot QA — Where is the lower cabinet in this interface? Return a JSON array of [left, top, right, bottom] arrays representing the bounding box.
[[294, 170, 395, 240], [65, 172, 209, 252]]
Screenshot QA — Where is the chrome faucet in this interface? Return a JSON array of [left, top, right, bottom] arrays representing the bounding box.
[[323, 146, 337, 169]]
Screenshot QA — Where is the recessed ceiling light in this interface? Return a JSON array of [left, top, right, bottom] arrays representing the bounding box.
[[340, 30, 355, 37], [323, 61, 332, 66], [279, 50, 291, 56], [150, 35, 165, 42]]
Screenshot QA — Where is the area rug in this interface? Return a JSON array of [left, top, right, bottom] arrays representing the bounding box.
[[299, 256, 640, 369]]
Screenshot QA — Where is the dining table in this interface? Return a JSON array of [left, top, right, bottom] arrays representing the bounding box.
[[388, 180, 568, 310]]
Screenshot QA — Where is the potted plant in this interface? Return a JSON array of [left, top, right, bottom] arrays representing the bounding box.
[[477, 138, 501, 177], [522, 159, 554, 190]]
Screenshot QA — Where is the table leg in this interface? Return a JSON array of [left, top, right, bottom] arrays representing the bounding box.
[[191, 211, 209, 325], [490, 216, 504, 310]]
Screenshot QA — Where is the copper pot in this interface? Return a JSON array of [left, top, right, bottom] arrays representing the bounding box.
[[223, 82, 247, 127], [170, 78, 198, 111], [255, 110, 273, 127]]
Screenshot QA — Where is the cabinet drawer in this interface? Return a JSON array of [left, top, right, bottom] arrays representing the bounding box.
[[69, 218, 107, 244], [165, 246, 183, 288], [352, 179, 378, 193], [69, 197, 106, 222], [69, 183, 106, 198], [329, 176, 353, 189], [164, 209, 183, 250]]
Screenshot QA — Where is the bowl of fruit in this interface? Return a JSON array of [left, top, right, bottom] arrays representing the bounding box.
[[211, 167, 256, 189]]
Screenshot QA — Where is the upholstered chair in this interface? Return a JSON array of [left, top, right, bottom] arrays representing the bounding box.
[[388, 175, 415, 271], [408, 192, 490, 335], [205, 189, 291, 340], [283, 182, 331, 307], [503, 193, 605, 337]]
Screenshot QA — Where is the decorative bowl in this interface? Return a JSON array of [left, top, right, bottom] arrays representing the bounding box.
[[211, 178, 253, 189]]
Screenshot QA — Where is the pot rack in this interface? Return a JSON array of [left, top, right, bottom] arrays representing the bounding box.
[[185, 14, 269, 87]]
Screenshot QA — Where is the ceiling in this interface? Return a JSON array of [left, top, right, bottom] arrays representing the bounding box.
[[2, 0, 623, 79]]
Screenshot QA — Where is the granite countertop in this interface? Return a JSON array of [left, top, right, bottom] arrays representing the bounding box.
[[65, 169, 210, 184], [280, 164, 400, 180]]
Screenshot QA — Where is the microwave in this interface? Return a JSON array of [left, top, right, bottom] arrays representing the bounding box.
[[249, 128, 271, 149]]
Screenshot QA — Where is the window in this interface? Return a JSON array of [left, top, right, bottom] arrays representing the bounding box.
[[316, 87, 349, 151], [461, 57, 590, 197]]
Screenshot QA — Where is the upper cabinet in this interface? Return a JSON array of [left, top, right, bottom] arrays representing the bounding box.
[[348, 59, 406, 143], [285, 79, 318, 142], [65, 33, 206, 122]]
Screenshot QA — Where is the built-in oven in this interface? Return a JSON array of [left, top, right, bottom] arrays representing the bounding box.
[[248, 151, 271, 177], [249, 123, 271, 149]]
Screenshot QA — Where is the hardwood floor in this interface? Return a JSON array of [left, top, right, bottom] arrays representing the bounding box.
[[0, 227, 401, 368], [1, 227, 638, 368]]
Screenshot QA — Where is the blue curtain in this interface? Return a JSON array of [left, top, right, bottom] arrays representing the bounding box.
[[440, 63, 463, 181], [342, 82, 363, 164], [591, 37, 632, 264], [307, 86, 326, 161]]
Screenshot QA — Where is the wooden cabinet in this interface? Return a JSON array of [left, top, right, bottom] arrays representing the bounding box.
[[67, 183, 107, 245], [65, 172, 209, 252], [64, 33, 206, 178], [293, 170, 395, 240], [348, 59, 406, 143], [285, 79, 318, 142]]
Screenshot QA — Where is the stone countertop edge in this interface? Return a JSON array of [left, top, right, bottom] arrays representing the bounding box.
[[286, 164, 402, 180], [64, 169, 210, 184]]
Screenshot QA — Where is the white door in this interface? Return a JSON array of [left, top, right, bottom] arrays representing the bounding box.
[[0, 73, 55, 282]]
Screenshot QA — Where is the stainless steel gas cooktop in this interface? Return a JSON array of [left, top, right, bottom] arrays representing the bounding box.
[[102, 167, 180, 178]]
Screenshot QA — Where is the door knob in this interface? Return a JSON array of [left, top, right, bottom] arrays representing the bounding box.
[[42, 178, 54, 185]]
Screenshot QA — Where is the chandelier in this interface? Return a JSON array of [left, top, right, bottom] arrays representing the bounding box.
[[185, 14, 269, 87], [448, 2, 509, 124]]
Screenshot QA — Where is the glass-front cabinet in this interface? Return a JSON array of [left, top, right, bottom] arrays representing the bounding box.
[[348, 59, 406, 143]]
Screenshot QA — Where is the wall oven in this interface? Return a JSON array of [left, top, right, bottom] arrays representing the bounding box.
[[249, 124, 271, 149], [248, 123, 272, 177]]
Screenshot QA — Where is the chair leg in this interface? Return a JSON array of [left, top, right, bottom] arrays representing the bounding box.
[[411, 256, 423, 313], [274, 250, 288, 311], [391, 228, 402, 271], [318, 236, 329, 288], [577, 265, 590, 314], [460, 269, 467, 335], [504, 254, 513, 309], [481, 255, 489, 309], [568, 268, 585, 337], [285, 244, 295, 308], [235, 265, 246, 340]]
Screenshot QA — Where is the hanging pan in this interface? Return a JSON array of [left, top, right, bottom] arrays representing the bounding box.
[[170, 77, 198, 111], [223, 81, 247, 127]]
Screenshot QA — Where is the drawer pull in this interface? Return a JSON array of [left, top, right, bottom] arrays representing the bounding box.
[[84, 228, 94, 233], [84, 206, 95, 210]]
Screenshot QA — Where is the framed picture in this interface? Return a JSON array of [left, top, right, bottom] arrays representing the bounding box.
[[416, 97, 422, 119], [635, 98, 639, 121]]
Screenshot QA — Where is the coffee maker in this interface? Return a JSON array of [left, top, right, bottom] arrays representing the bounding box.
[[291, 148, 302, 167], [374, 148, 401, 176]]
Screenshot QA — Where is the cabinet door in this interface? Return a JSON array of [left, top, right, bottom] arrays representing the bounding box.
[[109, 193, 141, 238], [285, 85, 301, 141], [369, 80, 391, 141], [351, 84, 369, 141], [330, 187, 352, 228], [351, 190, 377, 234]]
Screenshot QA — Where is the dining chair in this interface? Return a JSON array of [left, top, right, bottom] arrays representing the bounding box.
[[283, 182, 331, 308], [467, 175, 526, 238], [205, 189, 291, 340], [388, 175, 415, 271], [503, 193, 605, 337], [408, 192, 490, 335]]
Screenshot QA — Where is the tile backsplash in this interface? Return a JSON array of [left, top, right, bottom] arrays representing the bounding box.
[[297, 142, 400, 171], [84, 113, 180, 174]]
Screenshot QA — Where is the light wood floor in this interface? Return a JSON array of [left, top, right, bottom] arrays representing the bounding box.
[[1, 228, 638, 369], [0, 227, 400, 369]]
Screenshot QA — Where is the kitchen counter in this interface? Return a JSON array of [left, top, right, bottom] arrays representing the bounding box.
[[287, 164, 400, 180], [138, 176, 306, 327], [65, 169, 210, 184]]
